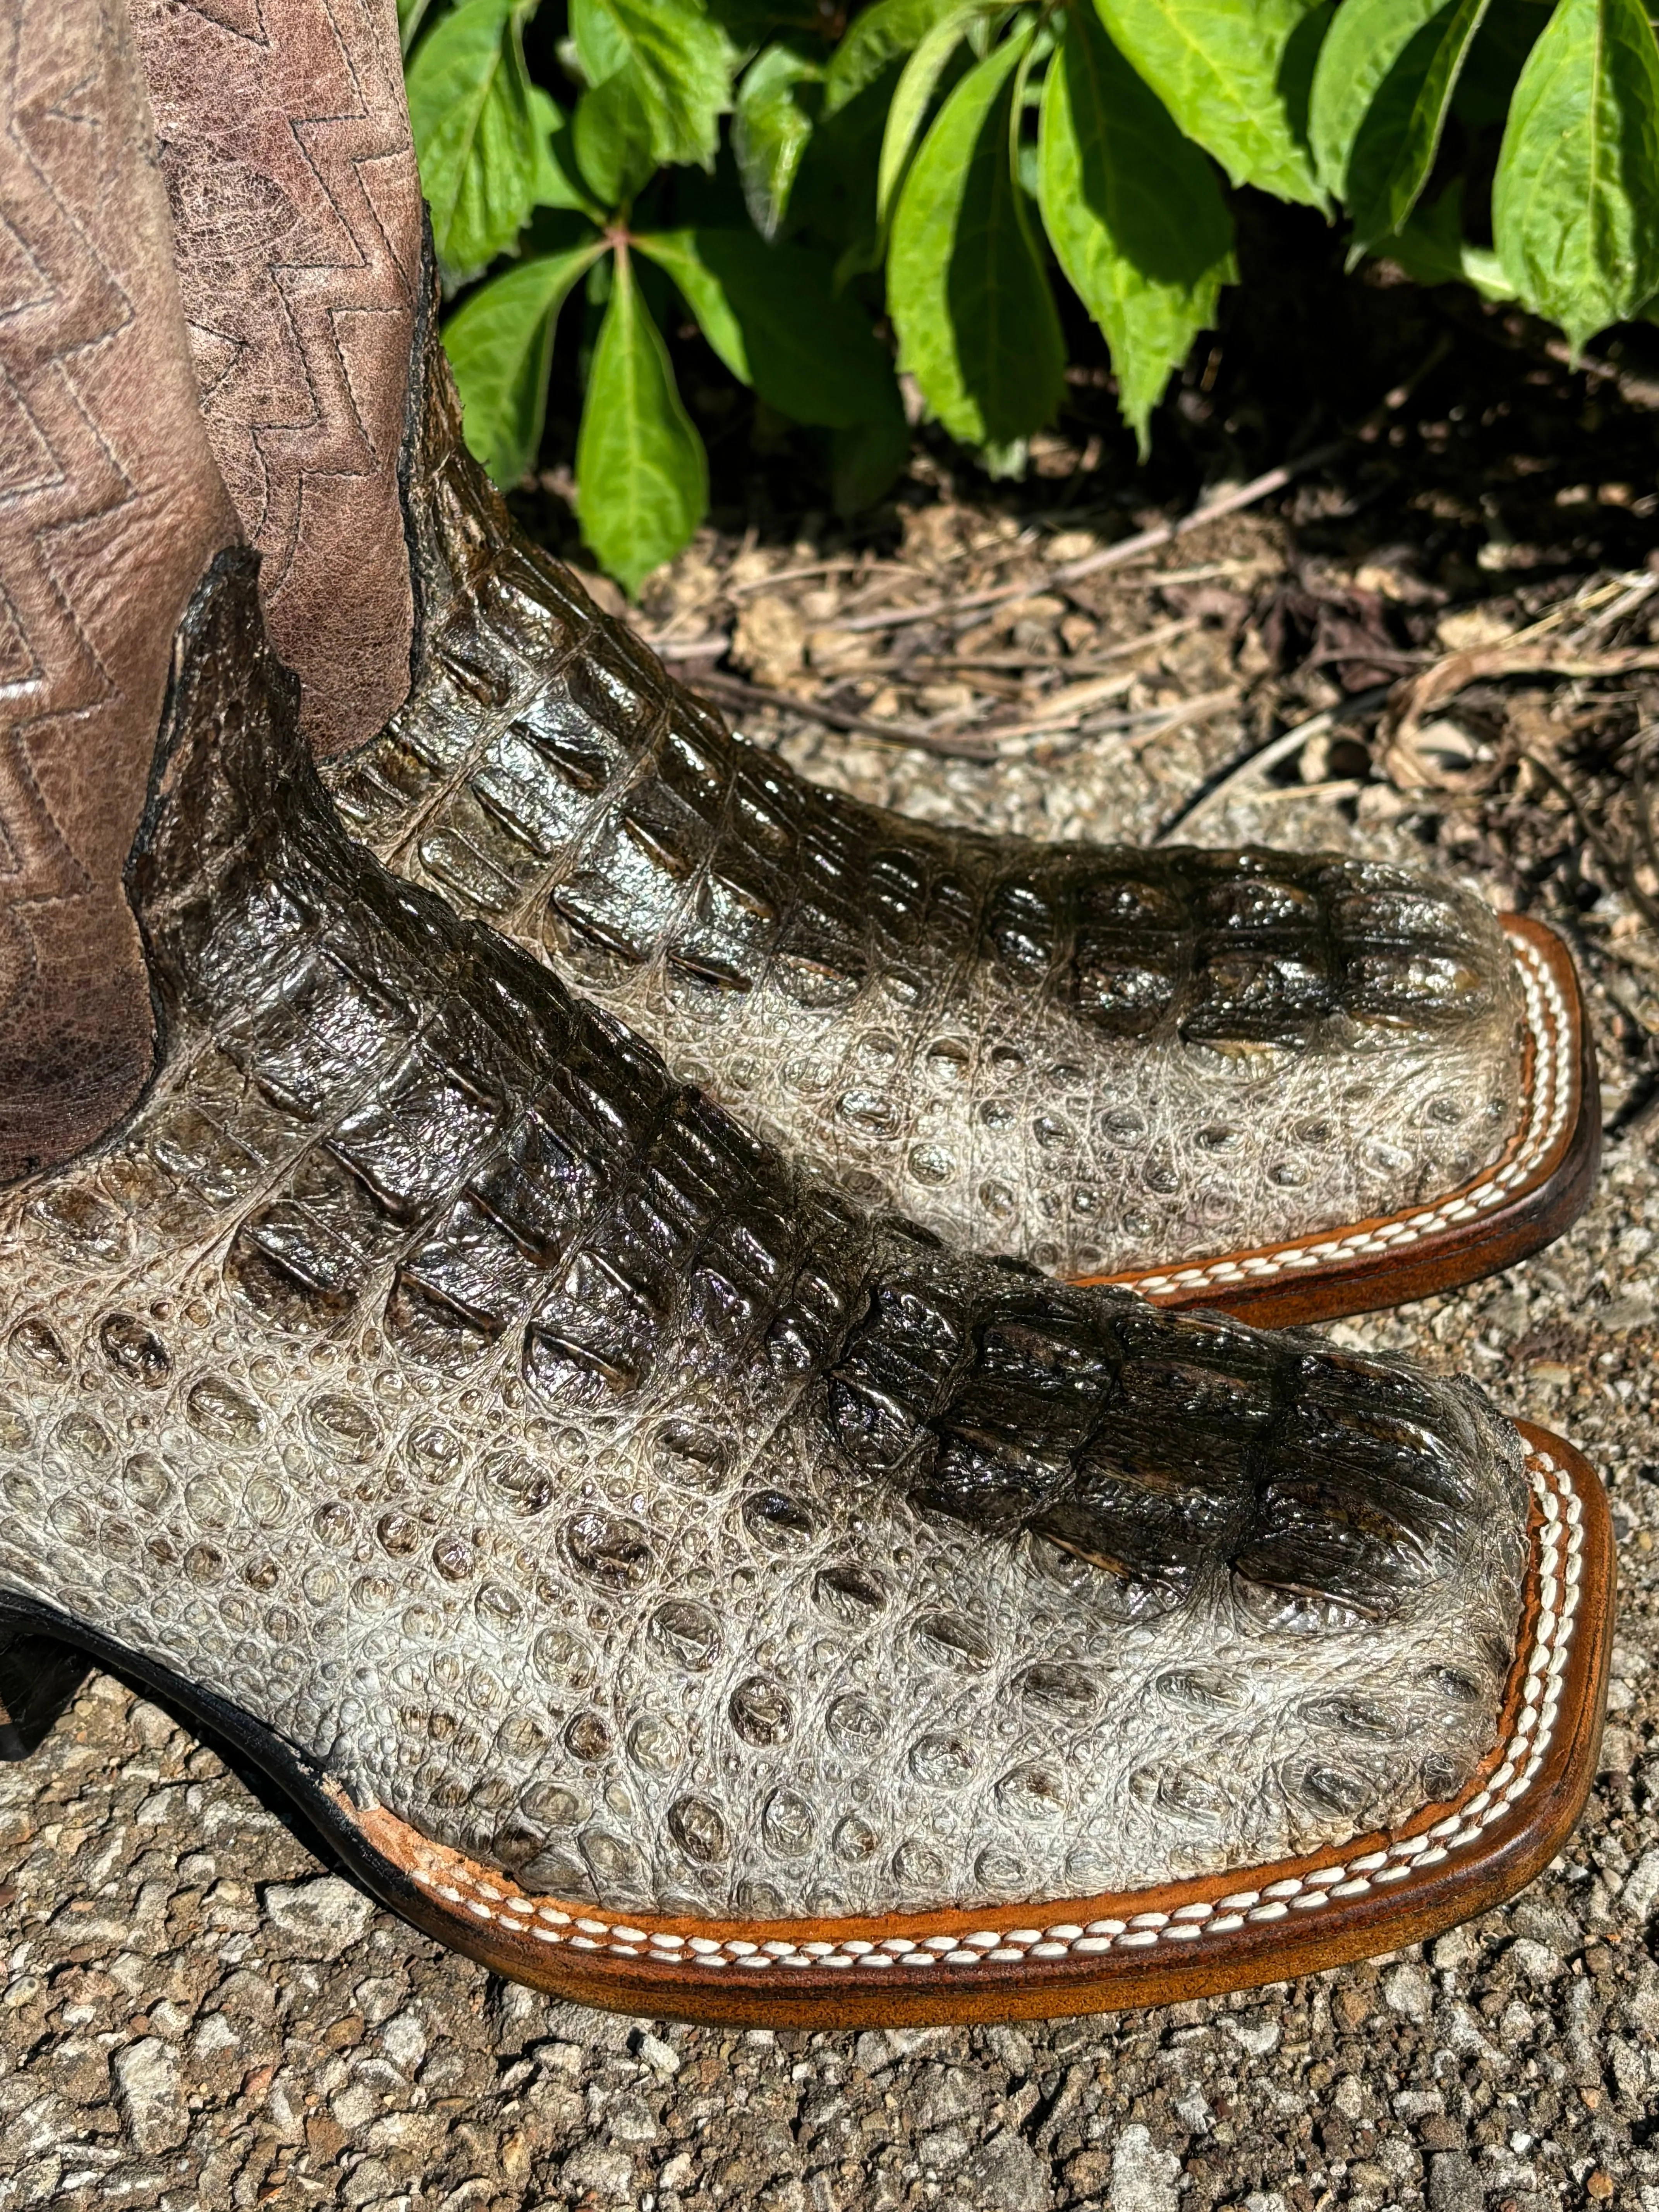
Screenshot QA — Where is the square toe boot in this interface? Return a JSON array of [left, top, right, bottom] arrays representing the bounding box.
[[318, 281, 1597, 1327], [0, 551, 1612, 2025], [121, 0, 1597, 1325]]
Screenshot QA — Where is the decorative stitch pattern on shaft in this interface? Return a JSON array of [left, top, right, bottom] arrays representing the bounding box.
[[0, 0, 235, 1179], [129, 0, 421, 752]]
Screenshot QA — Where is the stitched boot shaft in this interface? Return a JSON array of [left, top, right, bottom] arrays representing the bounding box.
[[0, 548, 1532, 1918], [127, 0, 421, 756], [0, 0, 236, 1183]]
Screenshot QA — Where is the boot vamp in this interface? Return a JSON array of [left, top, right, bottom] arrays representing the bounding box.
[[0, 1186, 1532, 1918]]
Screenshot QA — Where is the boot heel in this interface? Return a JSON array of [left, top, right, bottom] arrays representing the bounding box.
[[0, 1627, 88, 1760]]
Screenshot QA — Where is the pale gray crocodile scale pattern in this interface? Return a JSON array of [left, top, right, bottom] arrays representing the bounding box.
[[321, 340, 1526, 1280], [0, 556, 1530, 1920]]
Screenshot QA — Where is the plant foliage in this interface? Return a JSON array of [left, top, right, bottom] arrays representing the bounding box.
[[404, 0, 1659, 592]]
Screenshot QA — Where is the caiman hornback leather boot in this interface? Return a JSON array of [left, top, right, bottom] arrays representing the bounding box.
[[0, 0, 1613, 2027], [127, 0, 1598, 1328], [0, 544, 1614, 2024]]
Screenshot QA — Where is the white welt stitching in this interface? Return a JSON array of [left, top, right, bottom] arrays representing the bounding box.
[[1128, 936, 1570, 1296], [408, 1448, 1581, 1976]]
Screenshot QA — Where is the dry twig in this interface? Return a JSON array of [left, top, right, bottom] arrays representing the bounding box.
[[1382, 644, 1659, 792], [1158, 689, 1393, 841], [825, 442, 1348, 635], [692, 670, 1001, 761], [992, 683, 1236, 750], [695, 668, 1240, 764]]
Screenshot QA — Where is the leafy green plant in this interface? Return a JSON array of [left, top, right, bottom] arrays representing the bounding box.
[[405, 0, 1659, 593]]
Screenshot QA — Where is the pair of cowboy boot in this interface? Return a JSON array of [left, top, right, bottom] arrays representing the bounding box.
[[0, 0, 1611, 2028]]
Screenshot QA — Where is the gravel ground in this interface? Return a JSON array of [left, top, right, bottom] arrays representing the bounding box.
[[13, 287, 1659, 2212]]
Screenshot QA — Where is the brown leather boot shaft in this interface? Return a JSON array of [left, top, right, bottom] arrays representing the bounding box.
[[127, 0, 421, 757], [0, 0, 237, 1185]]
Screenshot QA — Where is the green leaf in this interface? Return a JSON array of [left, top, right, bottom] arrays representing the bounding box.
[[575, 248, 708, 594], [1493, 0, 1659, 349], [629, 232, 748, 378], [888, 24, 1066, 449], [637, 229, 897, 425], [1038, 5, 1235, 458], [1093, 0, 1331, 208], [442, 238, 607, 487], [580, 0, 735, 170], [529, 86, 596, 214], [877, 4, 989, 231], [572, 68, 656, 206], [1310, 0, 1490, 251], [398, 0, 438, 57], [796, 0, 962, 273], [1376, 179, 1517, 297], [824, 0, 962, 115], [569, 0, 630, 85], [407, 0, 549, 283], [734, 43, 824, 238]]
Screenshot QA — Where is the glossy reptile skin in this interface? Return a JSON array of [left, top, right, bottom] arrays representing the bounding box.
[[0, 554, 1532, 1920], [325, 327, 1527, 1281]]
